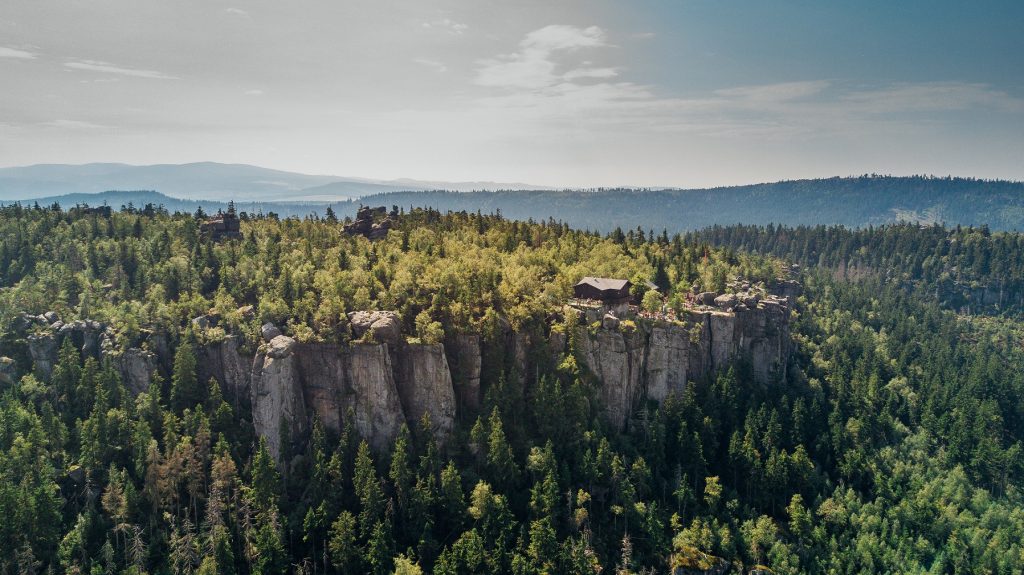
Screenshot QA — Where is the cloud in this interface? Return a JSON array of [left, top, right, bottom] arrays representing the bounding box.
[[41, 119, 107, 129], [714, 81, 832, 103], [564, 67, 618, 81], [0, 46, 37, 59], [471, 28, 1024, 143], [422, 18, 467, 35], [475, 24, 608, 89], [64, 59, 178, 79], [413, 58, 448, 73], [839, 82, 1024, 114], [245, 89, 265, 96], [225, 7, 249, 17]]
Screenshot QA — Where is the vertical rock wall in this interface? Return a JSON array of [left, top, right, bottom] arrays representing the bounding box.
[[249, 335, 308, 461], [568, 297, 792, 430], [394, 343, 457, 441]]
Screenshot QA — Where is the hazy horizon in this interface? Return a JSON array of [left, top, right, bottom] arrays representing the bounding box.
[[2, 1, 1023, 188]]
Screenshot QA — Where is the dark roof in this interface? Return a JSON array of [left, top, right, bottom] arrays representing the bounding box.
[[576, 277, 630, 291]]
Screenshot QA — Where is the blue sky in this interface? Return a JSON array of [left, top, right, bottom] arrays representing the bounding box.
[[0, 0, 1021, 187]]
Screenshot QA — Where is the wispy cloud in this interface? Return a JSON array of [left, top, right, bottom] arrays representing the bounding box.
[[64, 59, 178, 79], [422, 18, 467, 35], [476, 24, 608, 89], [225, 7, 249, 17], [245, 89, 265, 96], [41, 119, 107, 129], [0, 46, 37, 59], [413, 57, 448, 73], [714, 81, 832, 103]]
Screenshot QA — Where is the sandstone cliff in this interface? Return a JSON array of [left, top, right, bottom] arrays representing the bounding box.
[[9, 286, 794, 457], [249, 335, 308, 461], [565, 293, 792, 429]]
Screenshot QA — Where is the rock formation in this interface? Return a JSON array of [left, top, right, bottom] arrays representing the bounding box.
[[250, 335, 308, 461], [344, 206, 396, 241], [108, 347, 159, 396], [564, 292, 792, 429], [12, 283, 795, 457], [197, 334, 253, 405], [446, 334, 482, 411], [393, 343, 457, 441]]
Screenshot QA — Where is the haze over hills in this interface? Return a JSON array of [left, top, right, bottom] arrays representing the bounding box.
[[10, 174, 1024, 232], [0, 162, 551, 202]]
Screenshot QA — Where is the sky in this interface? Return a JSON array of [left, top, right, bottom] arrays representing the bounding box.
[[1, 0, 1022, 188]]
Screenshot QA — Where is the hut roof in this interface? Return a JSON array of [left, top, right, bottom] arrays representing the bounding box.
[[576, 277, 630, 291]]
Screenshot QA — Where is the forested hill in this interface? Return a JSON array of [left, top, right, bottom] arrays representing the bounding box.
[[687, 222, 1024, 316], [8, 175, 1024, 232], [358, 176, 1024, 232], [2, 205, 1024, 573]]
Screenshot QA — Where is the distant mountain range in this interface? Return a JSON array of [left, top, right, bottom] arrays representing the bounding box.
[[0, 162, 549, 202], [4, 170, 1024, 232]]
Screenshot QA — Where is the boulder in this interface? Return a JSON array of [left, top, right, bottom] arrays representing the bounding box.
[[697, 291, 718, 306], [43, 311, 60, 324], [261, 322, 282, 343], [266, 335, 296, 359], [714, 293, 738, 311], [602, 313, 620, 330], [237, 305, 256, 320], [348, 311, 402, 345]]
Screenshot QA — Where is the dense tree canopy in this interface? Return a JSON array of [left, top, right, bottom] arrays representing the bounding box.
[[0, 204, 1022, 574]]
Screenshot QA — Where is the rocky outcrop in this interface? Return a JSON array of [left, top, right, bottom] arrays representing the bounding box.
[[197, 335, 253, 404], [250, 335, 308, 461], [348, 311, 402, 345], [574, 325, 647, 429], [27, 333, 59, 380], [446, 334, 482, 411], [23, 317, 107, 380], [394, 343, 457, 441], [567, 292, 793, 430], [344, 206, 396, 240], [645, 324, 691, 402], [291, 342, 405, 453], [347, 344, 406, 452], [107, 347, 159, 396], [0, 356, 16, 385]]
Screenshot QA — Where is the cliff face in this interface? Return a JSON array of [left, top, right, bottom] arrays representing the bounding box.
[[250, 336, 307, 461], [446, 334, 482, 411], [393, 343, 457, 442], [197, 335, 252, 405], [10, 291, 793, 457], [246, 327, 455, 461], [291, 342, 405, 454], [567, 295, 792, 429]]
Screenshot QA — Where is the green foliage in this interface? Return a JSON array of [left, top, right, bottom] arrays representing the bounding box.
[[0, 206, 1023, 574]]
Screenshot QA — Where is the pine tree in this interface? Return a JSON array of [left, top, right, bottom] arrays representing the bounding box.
[[170, 333, 202, 413]]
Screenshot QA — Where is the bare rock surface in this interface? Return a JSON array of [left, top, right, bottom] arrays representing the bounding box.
[[250, 335, 307, 461], [348, 311, 402, 345], [394, 343, 457, 441]]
